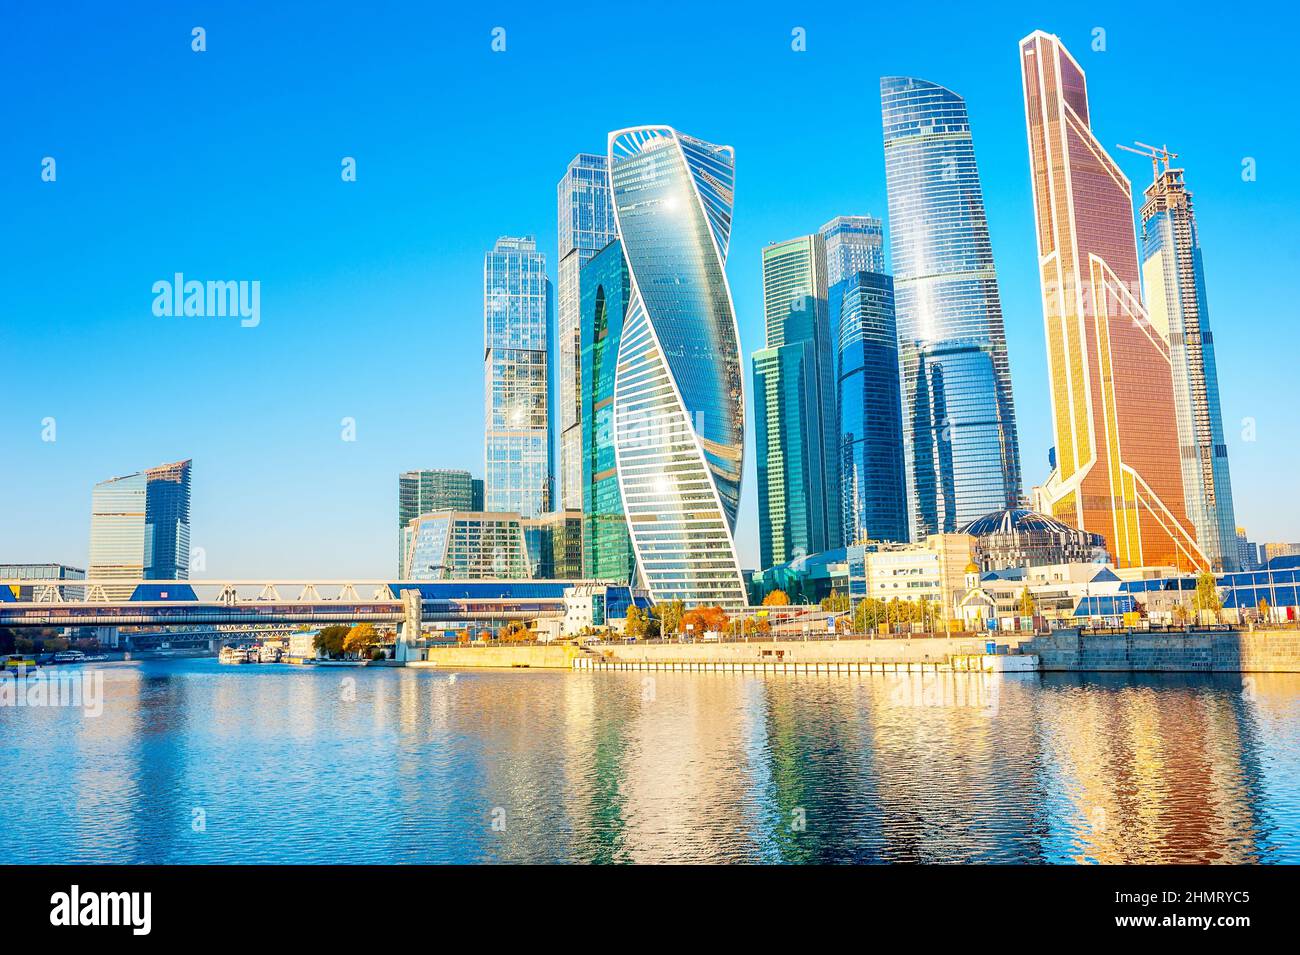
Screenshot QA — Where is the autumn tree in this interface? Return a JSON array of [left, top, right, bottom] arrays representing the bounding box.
[[343, 623, 379, 657], [1019, 587, 1036, 617], [762, 589, 790, 607], [624, 605, 650, 639], [497, 621, 531, 643], [680, 605, 729, 637]]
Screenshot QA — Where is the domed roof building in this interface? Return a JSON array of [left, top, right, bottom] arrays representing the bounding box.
[[959, 507, 1107, 572]]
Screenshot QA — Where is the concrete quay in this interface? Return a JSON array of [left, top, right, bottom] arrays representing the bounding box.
[[404, 629, 1300, 674]]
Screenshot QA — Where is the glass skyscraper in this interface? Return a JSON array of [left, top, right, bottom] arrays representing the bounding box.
[[580, 239, 636, 584], [89, 459, 192, 598], [754, 234, 840, 569], [1020, 32, 1205, 571], [881, 77, 1022, 539], [557, 154, 618, 516], [484, 236, 552, 519], [821, 215, 886, 286], [397, 469, 483, 575], [838, 270, 908, 545], [608, 125, 747, 609], [1138, 164, 1239, 572]]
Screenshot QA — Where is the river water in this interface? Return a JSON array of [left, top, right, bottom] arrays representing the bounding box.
[[2, 658, 1297, 863]]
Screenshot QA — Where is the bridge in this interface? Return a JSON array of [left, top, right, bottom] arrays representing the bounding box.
[[0, 578, 639, 660]]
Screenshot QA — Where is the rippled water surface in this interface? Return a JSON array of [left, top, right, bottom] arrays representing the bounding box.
[[3, 659, 1298, 863]]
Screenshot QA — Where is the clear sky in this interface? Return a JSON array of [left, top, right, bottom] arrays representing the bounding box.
[[3, 0, 1297, 578]]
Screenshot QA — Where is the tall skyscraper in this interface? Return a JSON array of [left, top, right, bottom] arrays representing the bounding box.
[[754, 234, 840, 569], [1137, 160, 1239, 572], [557, 154, 618, 516], [608, 125, 747, 609], [580, 239, 636, 584], [821, 215, 886, 286], [1020, 31, 1206, 572], [821, 215, 886, 357], [484, 236, 552, 519], [397, 469, 482, 575], [881, 76, 1022, 539], [89, 459, 192, 597], [838, 270, 908, 545]]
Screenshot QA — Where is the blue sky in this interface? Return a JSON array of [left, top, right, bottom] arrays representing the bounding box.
[[3, 0, 1297, 578]]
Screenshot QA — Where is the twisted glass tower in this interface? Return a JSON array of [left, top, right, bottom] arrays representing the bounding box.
[[608, 126, 747, 609], [881, 77, 1022, 539]]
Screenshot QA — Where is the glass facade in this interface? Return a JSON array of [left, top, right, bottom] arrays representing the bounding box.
[[820, 215, 886, 286], [397, 469, 481, 574], [1139, 168, 1239, 572], [522, 510, 584, 580], [557, 154, 618, 516], [881, 77, 1022, 538], [89, 459, 191, 598], [608, 126, 747, 609], [403, 511, 530, 580], [142, 459, 191, 580], [1020, 32, 1205, 571], [755, 234, 840, 568], [837, 271, 907, 545], [484, 236, 551, 518], [580, 239, 636, 584], [753, 341, 819, 568]]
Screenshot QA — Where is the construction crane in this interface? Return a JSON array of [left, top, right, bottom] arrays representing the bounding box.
[[1115, 141, 1179, 180]]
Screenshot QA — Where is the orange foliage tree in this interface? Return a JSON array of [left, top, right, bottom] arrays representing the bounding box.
[[680, 606, 729, 636]]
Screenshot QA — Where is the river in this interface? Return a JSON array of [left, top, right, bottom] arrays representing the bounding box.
[[2, 658, 1297, 863]]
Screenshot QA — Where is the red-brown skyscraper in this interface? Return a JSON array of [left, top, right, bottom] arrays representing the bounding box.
[[1019, 31, 1206, 571]]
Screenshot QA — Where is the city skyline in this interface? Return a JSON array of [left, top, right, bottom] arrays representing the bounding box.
[[4, 7, 1296, 579]]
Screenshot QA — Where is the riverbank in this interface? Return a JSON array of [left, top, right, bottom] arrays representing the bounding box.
[[407, 628, 1300, 673]]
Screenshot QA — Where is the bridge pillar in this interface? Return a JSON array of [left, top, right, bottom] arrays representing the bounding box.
[[395, 589, 422, 663]]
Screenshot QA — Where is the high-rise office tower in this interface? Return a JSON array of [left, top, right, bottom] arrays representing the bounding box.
[[821, 215, 886, 348], [397, 469, 482, 575], [838, 270, 908, 545], [580, 239, 636, 584], [1020, 31, 1206, 571], [1137, 160, 1239, 572], [1236, 528, 1259, 572], [89, 459, 192, 597], [881, 76, 1022, 539], [821, 215, 887, 286], [608, 125, 747, 609], [557, 155, 618, 515], [754, 234, 840, 569], [484, 236, 552, 519]]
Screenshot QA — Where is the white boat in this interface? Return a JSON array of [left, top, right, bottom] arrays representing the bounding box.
[[218, 646, 251, 665]]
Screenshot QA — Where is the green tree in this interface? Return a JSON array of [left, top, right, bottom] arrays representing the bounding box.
[[820, 591, 849, 613], [652, 599, 685, 638], [1193, 572, 1222, 615], [314, 625, 349, 659]]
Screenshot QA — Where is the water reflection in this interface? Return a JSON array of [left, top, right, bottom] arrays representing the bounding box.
[[1, 661, 1296, 863]]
